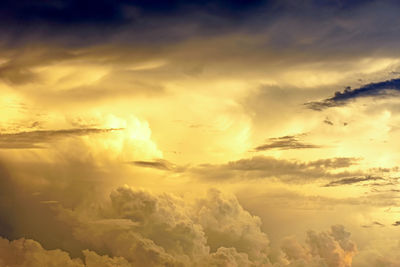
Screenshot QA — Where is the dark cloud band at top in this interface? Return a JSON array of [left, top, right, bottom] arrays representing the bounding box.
[[0, 0, 399, 50]]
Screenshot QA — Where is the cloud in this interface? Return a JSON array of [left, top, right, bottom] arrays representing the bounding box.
[[129, 159, 176, 171], [0, 128, 123, 149], [323, 176, 382, 187], [324, 118, 334, 126], [306, 78, 400, 110], [0, 237, 134, 267], [206, 247, 253, 267], [254, 135, 321, 151], [191, 156, 362, 183], [0, 225, 359, 267], [44, 186, 273, 266], [0, 180, 366, 267], [361, 221, 384, 228], [191, 188, 270, 265], [275, 225, 357, 267], [392, 221, 400, 226], [0, 237, 84, 267]]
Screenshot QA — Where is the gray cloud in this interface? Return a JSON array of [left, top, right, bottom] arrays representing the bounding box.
[[361, 221, 385, 228], [323, 176, 382, 187], [129, 159, 175, 171], [254, 135, 321, 151], [392, 221, 400, 226], [306, 78, 400, 111], [323, 119, 334, 126], [0, 128, 123, 149], [191, 156, 361, 183]]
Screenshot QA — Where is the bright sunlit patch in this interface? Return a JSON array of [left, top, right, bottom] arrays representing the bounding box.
[[128, 60, 167, 71], [357, 57, 400, 74], [33, 63, 110, 90]]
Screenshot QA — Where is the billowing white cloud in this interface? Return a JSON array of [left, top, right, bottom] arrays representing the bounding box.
[[46, 186, 272, 266], [276, 225, 357, 267]]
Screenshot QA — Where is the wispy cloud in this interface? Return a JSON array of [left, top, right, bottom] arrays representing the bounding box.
[[392, 221, 400, 226], [323, 176, 382, 187], [130, 159, 175, 171], [361, 221, 385, 228], [306, 78, 400, 110], [254, 134, 321, 151], [191, 156, 361, 183], [0, 128, 123, 149]]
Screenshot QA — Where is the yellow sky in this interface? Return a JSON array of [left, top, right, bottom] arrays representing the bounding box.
[[2, 2, 400, 265]]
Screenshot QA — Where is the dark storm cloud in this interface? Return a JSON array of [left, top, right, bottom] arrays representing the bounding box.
[[0, 0, 398, 48], [306, 78, 400, 110], [323, 176, 383, 187], [0, 0, 267, 25], [0, 0, 272, 45], [254, 134, 321, 151], [0, 128, 123, 149]]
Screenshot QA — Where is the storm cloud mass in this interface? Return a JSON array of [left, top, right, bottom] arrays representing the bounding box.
[[1, 0, 400, 266]]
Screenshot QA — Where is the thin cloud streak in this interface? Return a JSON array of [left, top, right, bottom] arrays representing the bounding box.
[[254, 134, 321, 151], [323, 176, 383, 187], [0, 128, 123, 149]]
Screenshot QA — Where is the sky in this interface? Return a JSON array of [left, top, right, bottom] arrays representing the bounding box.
[[1, 0, 400, 266]]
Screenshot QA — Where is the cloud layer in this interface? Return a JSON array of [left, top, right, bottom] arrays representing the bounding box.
[[0, 184, 364, 267]]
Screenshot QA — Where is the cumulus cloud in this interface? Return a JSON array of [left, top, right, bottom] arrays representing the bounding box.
[[0, 237, 135, 267], [0, 182, 364, 267], [191, 188, 270, 265], [277, 225, 357, 267], [0, 237, 84, 267], [0, 223, 360, 267], [39, 186, 273, 266]]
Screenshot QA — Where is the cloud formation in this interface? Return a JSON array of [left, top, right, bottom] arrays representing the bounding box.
[[0, 237, 134, 267], [323, 176, 382, 187], [306, 78, 400, 110], [191, 156, 361, 183], [392, 221, 400, 226], [38, 186, 273, 266], [129, 159, 177, 171], [254, 135, 321, 151], [0, 128, 123, 149], [0, 223, 360, 267], [0, 182, 364, 267], [277, 225, 357, 267]]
